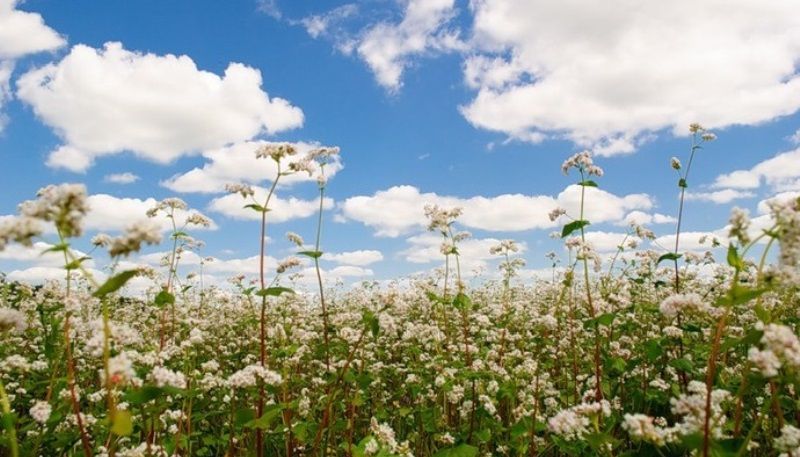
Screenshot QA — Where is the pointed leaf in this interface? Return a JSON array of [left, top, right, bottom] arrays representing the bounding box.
[[256, 287, 295, 297], [111, 410, 133, 436], [657, 252, 682, 264], [561, 220, 590, 238], [93, 270, 139, 298]]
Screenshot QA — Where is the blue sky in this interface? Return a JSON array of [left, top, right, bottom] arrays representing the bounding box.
[[1, 0, 799, 288]]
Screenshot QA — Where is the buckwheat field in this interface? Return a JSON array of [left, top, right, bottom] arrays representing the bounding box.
[[4, 1, 800, 457]]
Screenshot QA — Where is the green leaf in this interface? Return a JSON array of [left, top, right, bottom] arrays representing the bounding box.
[[716, 285, 768, 308], [561, 220, 590, 238], [452, 293, 472, 310], [256, 287, 295, 297], [678, 178, 688, 188], [657, 252, 682, 264], [726, 244, 744, 270], [171, 231, 189, 239], [297, 250, 323, 259], [42, 243, 69, 254], [669, 358, 694, 372], [93, 270, 139, 298], [596, 313, 616, 327], [123, 385, 165, 405], [243, 203, 267, 213], [754, 303, 771, 323], [64, 257, 90, 271], [362, 311, 380, 338], [579, 180, 598, 187], [433, 444, 479, 457], [111, 410, 133, 436], [245, 404, 283, 429], [154, 290, 175, 307]]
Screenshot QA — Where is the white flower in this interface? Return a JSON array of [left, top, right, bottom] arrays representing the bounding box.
[[29, 401, 52, 424], [109, 221, 162, 257], [0, 308, 26, 334]]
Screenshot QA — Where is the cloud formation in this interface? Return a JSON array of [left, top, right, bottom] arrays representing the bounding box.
[[17, 42, 304, 171]]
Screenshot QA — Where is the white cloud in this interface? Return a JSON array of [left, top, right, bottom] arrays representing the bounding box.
[[684, 189, 755, 204], [339, 184, 652, 237], [0, 0, 64, 130], [461, 0, 800, 154], [790, 128, 800, 145], [711, 170, 761, 190], [208, 187, 333, 223], [322, 250, 383, 266], [355, 0, 463, 91], [618, 210, 677, 226], [256, 0, 282, 19], [0, 0, 64, 60], [104, 172, 140, 184], [653, 231, 721, 252], [6, 266, 105, 285], [300, 4, 358, 39], [0, 241, 92, 267], [162, 140, 342, 193], [712, 148, 800, 191], [17, 42, 304, 171], [583, 231, 639, 253], [84, 194, 216, 232], [402, 232, 525, 265]]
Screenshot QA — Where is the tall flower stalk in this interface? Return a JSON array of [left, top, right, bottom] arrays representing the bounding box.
[[670, 123, 716, 292], [559, 151, 605, 401]]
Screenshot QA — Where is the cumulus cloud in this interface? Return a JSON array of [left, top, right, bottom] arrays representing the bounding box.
[[162, 140, 343, 193], [401, 232, 525, 265], [618, 210, 677, 226], [300, 4, 358, 39], [354, 0, 463, 91], [0, 241, 92, 268], [684, 189, 755, 204], [84, 194, 216, 232], [322, 250, 383, 266], [339, 184, 652, 237], [0, 0, 64, 60], [582, 231, 640, 253], [208, 186, 334, 223], [6, 266, 106, 285], [712, 148, 800, 192], [461, 0, 800, 154], [104, 172, 140, 184], [0, 0, 64, 130], [16, 42, 304, 171]]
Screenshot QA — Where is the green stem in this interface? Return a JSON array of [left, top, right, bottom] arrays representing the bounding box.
[[0, 378, 18, 457]]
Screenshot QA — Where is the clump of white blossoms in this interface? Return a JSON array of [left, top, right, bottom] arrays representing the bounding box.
[[108, 220, 162, 257], [424, 205, 463, 233], [748, 323, 800, 377], [150, 366, 187, 389], [728, 207, 751, 245], [18, 183, 89, 238], [227, 364, 282, 389], [622, 414, 668, 446], [29, 401, 52, 425], [0, 308, 27, 334], [768, 196, 800, 285], [659, 293, 710, 319], [276, 256, 302, 274], [561, 150, 603, 176], [775, 424, 800, 456], [225, 183, 255, 199], [623, 381, 731, 446], [548, 400, 611, 440], [0, 216, 42, 251]]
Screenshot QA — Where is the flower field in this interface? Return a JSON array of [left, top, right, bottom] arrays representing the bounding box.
[[1, 132, 800, 457]]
